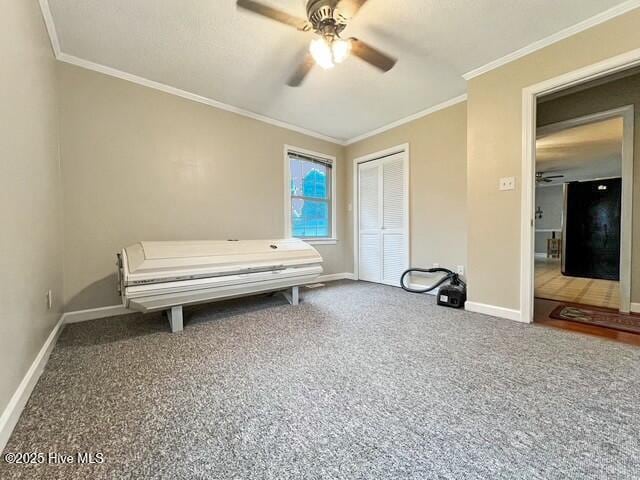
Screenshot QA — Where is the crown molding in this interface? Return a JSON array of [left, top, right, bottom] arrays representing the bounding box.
[[40, 0, 638, 146], [462, 0, 640, 81], [39, 0, 61, 57], [57, 53, 346, 145], [343, 94, 467, 146], [38, 1, 346, 146], [38, 0, 466, 148], [39, 0, 467, 150]]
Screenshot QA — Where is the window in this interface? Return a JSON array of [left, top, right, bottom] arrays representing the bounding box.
[[285, 147, 336, 243]]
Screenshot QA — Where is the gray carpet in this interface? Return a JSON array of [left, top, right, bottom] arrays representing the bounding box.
[[2, 280, 639, 479]]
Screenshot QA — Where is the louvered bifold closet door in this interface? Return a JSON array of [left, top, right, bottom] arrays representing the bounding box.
[[358, 151, 408, 286], [358, 162, 382, 282], [381, 154, 408, 286]]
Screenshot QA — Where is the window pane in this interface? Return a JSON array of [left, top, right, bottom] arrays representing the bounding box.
[[291, 198, 330, 238], [290, 157, 303, 196], [290, 157, 330, 200]]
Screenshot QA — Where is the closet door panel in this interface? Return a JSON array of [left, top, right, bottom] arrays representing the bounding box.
[[359, 163, 382, 282], [383, 159, 405, 230], [359, 233, 382, 282], [382, 233, 407, 286], [359, 164, 380, 231]]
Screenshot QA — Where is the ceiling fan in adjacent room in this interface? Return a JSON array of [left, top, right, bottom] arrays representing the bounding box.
[[236, 0, 398, 86], [536, 172, 565, 183]]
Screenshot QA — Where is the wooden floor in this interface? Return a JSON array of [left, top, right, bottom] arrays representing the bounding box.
[[534, 298, 640, 346], [533, 257, 638, 344], [535, 257, 619, 309]]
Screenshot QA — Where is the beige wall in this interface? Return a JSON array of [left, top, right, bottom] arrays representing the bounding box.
[[537, 71, 640, 303], [0, 2, 63, 415], [467, 8, 640, 311], [345, 102, 468, 279], [58, 64, 347, 310]]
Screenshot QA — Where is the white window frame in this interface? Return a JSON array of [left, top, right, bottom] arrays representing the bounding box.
[[284, 145, 337, 245]]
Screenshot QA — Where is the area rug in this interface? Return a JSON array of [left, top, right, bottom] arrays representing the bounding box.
[[550, 304, 640, 334]]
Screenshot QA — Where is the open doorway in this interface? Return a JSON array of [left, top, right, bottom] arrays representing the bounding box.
[[534, 113, 629, 312], [520, 60, 640, 341]]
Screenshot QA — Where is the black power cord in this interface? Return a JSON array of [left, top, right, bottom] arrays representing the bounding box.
[[400, 267, 466, 294]]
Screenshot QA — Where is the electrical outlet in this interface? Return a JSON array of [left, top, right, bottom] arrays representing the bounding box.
[[457, 265, 465, 276], [499, 177, 516, 191], [46, 290, 53, 310]]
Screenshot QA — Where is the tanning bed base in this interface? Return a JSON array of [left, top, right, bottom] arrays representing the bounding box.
[[117, 239, 323, 332]]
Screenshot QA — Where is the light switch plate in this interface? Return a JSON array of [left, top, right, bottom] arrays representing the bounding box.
[[499, 177, 516, 191]]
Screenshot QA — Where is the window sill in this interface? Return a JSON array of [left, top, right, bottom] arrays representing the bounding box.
[[303, 238, 338, 245]]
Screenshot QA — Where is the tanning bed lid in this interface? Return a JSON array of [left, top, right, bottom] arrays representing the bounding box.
[[122, 238, 322, 284]]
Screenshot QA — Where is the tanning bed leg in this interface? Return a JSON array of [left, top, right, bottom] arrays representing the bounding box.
[[167, 305, 184, 333], [282, 286, 299, 306]]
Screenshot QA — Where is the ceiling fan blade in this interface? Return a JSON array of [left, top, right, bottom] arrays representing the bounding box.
[[287, 53, 315, 87], [546, 175, 564, 179], [350, 38, 397, 72], [237, 0, 309, 30], [338, 0, 370, 18]]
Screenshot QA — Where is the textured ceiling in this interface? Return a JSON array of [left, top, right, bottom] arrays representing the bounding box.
[[536, 117, 622, 183], [47, 0, 631, 141]]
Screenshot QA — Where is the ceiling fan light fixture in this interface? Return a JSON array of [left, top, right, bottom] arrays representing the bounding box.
[[331, 38, 352, 64], [237, 0, 396, 85], [310, 37, 335, 69]]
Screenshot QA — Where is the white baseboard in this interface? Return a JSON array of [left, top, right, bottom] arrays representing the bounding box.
[[62, 305, 132, 324], [317, 272, 355, 282], [405, 287, 523, 321], [630, 303, 640, 314], [0, 273, 356, 450], [465, 301, 526, 323], [62, 276, 358, 324], [535, 253, 548, 258], [0, 314, 65, 453]]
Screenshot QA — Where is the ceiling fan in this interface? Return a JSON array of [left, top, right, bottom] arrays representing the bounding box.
[[236, 0, 398, 86], [536, 172, 565, 183]]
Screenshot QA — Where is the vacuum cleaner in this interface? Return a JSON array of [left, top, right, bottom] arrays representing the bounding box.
[[400, 267, 467, 308]]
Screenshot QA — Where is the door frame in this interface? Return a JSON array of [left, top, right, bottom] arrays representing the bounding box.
[[521, 48, 640, 323], [352, 144, 410, 280]]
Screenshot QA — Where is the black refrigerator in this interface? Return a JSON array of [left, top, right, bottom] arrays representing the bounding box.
[[562, 178, 621, 281]]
